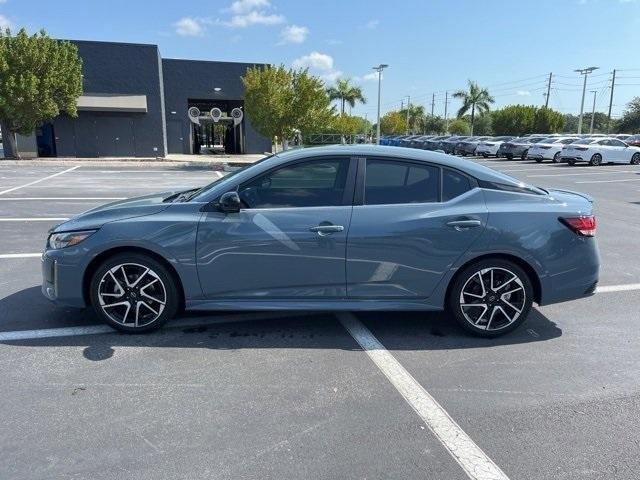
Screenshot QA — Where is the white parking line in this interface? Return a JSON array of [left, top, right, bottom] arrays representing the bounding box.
[[596, 283, 640, 293], [527, 170, 640, 178], [0, 166, 80, 195], [575, 178, 640, 184], [337, 312, 510, 480], [0, 311, 320, 342], [0, 218, 69, 222], [0, 197, 125, 201], [0, 253, 41, 259]]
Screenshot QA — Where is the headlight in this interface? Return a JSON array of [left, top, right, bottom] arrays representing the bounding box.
[[47, 230, 97, 249]]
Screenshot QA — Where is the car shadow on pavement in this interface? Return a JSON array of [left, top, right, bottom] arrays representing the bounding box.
[[1, 286, 562, 360]]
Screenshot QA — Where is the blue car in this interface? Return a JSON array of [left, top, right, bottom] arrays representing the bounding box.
[[42, 145, 599, 337]]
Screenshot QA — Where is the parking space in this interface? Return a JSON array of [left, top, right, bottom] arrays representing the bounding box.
[[1, 161, 639, 479]]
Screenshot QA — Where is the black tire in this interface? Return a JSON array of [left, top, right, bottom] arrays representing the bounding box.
[[589, 153, 602, 166], [447, 258, 534, 338], [89, 252, 179, 333], [535, 158, 543, 163], [506, 153, 514, 160], [552, 152, 561, 163], [521, 150, 528, 161], [568, 159, 576, 166], [631, 152, 640, 165], [482, 153, 488, 158]]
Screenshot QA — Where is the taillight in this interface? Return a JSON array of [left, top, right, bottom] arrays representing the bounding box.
[[560, 216, 596, 237]]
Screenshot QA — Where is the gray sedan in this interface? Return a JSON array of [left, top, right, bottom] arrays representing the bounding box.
[[42, 145, 599, 337]]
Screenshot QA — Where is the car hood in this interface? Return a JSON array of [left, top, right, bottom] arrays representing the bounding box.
[[50, 190, 180, 232]]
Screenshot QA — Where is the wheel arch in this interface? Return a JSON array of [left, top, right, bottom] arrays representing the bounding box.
[[445, 253, 542, 305], [82, 246, 186, 310]]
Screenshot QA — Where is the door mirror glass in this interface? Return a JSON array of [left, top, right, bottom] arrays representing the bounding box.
[[218, 191, 241, 213]]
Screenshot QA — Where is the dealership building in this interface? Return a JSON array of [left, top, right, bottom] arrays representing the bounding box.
[[27, 40, 271, 158]]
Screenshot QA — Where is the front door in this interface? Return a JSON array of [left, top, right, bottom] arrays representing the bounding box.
[[196, 156, 356, 298], [346, 158, 488, 298]]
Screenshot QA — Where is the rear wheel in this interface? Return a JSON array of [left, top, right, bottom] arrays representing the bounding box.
[[568, 159, 576, 166], [552, 152, 561, 163], [535, 158, 543, 163], [482, 153, 488, 158], [506, 153, 514, 160], [631, 152, 640, 165], [521, 150, 528, 161], [448, 259, 533, 337], [589, 153, 602, 166], [89, 253, 179, 333]]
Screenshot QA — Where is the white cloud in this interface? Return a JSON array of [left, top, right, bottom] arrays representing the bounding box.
[[354, 72, 379, 82], [174, 17, 205, 36], [362, 19, 379, 29], [279, 24, 309, 44], [321, 70, 343, 82], [225, 10, 284, 27], [0, 14, 12, 30], [516, 90, 531, 96], [228, 0, 271, 14], [292, 51, 334, 71]]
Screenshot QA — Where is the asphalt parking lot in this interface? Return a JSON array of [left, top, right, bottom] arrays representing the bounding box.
[[1, 158, 639, 480]]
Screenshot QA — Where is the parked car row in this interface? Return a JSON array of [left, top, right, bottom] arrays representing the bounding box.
[[380, 133, 640, 166]]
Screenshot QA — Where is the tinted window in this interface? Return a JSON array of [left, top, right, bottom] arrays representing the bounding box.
[[443, 169, 473, 201], [239, 158, 349, 208], [608, 139, 626, 147], [365, 160, 439, 205]]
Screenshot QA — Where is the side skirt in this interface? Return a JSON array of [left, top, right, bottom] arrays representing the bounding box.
[[186, 298, 443, 312]]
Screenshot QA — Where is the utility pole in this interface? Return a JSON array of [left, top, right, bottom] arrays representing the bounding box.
[[405, 95, 411, 134], [575, 66, 599, 134], [372, 64, 389, 145], [431, 93, 435, 116], [589, 90, 597, 134], [444, 91, 450, 134], [544, 72, 552, 108], [607, 69, 616, 133]]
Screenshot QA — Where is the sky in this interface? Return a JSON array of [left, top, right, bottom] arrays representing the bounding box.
[[2, 0, 640, 120]]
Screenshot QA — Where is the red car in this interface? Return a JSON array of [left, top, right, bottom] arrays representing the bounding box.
[[626, 134, 640, 148]]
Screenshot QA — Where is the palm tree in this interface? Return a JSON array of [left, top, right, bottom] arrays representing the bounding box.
[[453, 80, 495, 135], [327, 78, 366, 115]]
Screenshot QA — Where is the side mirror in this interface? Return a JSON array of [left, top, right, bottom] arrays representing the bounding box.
[[218, 191, 241, 213]]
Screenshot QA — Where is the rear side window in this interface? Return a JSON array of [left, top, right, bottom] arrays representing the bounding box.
[[442, 169, 472, 201], [365, 160, 439, 205]]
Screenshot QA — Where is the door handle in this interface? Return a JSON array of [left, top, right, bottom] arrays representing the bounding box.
[[446, 219, 482, 230], [309, 224, 344, 235]]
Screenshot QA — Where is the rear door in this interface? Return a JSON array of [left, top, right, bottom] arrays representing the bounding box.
[[346, 157, 488, 298]]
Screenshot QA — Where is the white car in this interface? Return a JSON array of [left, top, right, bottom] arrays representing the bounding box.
[[475, 136, 515, 158], [560, 137, 640, 166], [527, 136, 579, 163]]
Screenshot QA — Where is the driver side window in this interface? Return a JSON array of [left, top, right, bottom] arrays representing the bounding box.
[[238, 158, 350, 209]]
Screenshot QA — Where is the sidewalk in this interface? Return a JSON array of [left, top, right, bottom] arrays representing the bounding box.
[[0, 152, 268, 169]]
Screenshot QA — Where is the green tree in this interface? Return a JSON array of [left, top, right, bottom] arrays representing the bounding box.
[[423, 115, 446, 134], [380, 111, 406, 135], [448, 118, 471, 135], [242, 65, 334, 149], [326, 78, 366, 116], [452, 80, 494, 135], [0, 28, 83, 159], [491, 105, 537, 135], [398, 104, 426, 133], [616, 97, 640, 133], [462, 112, 492, 135], [533, 107, 565, 133]]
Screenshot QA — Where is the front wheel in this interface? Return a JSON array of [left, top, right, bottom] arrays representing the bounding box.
[[521, 150, 528, 161], [552, 152, 561, 163], [568, 159, 576, 166], [535, 158, 543, 163], [631, 152, 640, 165], [482, 153, 488, 158], [89, 253, 179, 333], [589, 153, 602, 166], [505, 153, 514, 160], [448, 259, 533, 337]]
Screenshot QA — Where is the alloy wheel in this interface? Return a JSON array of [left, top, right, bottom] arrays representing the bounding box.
[[631, 153, 640, 165], [97, 263, 167, 327], [458, 267, 526, 331]]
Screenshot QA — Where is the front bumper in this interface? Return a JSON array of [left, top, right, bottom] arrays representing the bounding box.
[[41, 250, 87, 308]]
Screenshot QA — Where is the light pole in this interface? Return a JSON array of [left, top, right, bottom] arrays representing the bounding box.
[[575, 66, 599, 134], [589, 90, 597, 134], [373, 64, 388, 144]]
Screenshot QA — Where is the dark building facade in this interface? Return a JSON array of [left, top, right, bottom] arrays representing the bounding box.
[[40, 40, 271, 158]]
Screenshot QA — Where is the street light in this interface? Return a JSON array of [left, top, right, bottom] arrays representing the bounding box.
[[575, 67, 599, 134], [372, 64, 389, 145]]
